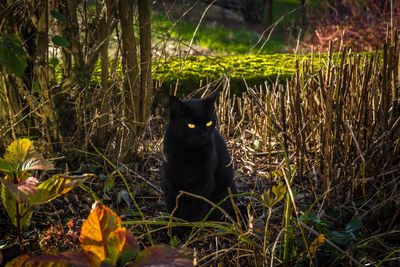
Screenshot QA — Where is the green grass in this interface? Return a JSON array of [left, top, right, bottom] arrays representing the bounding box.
[[151, 0, 307, 55], [152, 13, 285, 55]]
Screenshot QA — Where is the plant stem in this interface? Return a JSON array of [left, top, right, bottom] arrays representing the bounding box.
[[282, 187, 291, 264], [281, 143, 292, 265], [15, 200, 22, 249], [263, 207, 272, 266]]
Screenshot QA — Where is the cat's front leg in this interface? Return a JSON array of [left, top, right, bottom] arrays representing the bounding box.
[[166, 188, 211, 239], [174, 188, 212, 221]]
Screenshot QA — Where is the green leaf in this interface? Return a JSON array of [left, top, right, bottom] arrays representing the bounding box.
[[260, 189, 275, 208], [260, 183, 287, 208], [21, 158, 54, 172], [331, 231, 354, 246], [50, 10, 65, 22], [119, 232, 139, 266], [0, 177, 38, 203], [29, 174, 89, 206], [134, 245, 193, 267], [0, 183, 32, 227], [52, 36, 70, 48], [103, 175, 115, 193], [170, 235, 181, 247], [300, 213, 330, 234], [0, 158, 14, 176], [105, 228, 127, 265], [0, 35, 27, 76], [49, 57, 59, 67], [272, 182, 287, 202], [345, 217, 362, 233], [18, 177, 39, 197], [4, 139, 32, 166]]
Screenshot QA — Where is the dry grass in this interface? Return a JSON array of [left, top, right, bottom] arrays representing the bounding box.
[[134, 33, 400, 266]]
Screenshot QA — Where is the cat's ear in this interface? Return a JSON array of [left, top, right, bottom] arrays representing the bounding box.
[[203, 90, 219, 110], [169, 95, 186, 117]]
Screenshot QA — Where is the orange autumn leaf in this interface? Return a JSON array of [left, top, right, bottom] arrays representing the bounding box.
[[315, 234, 325, 245], [309, 234, 326, 257], [80, 205, 127, 266], [309, 244, 318, 256]]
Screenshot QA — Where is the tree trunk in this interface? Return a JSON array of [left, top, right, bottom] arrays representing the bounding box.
[[62, 0, 85, 93], [118, 0, 140, 159], [35, 0, 62, 147], [97, 0, 115, 145], [57, 0, 117, 144], [0, 72, 21, 142], [264, 0, 273, 24], [242, 0, 264, 23], [300, 0, 306, 28], [138, 0, 153, 125]]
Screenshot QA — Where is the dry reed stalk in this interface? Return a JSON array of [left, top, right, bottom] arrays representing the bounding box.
[[200, 35, 400, 264]]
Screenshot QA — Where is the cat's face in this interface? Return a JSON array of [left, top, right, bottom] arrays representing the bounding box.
[[168, 92, 219, 146]]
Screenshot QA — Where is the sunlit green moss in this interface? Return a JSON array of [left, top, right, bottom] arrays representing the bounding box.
[[54, 52, 374, 94], [152, 54, 321, 93]]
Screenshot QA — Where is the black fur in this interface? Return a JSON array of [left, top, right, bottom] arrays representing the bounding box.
[[161, 92, 238, 229]]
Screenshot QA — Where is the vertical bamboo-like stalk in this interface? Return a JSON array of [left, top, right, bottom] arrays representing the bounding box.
[[264, 0, 273, 24], [380, 44, 389, 132], [294, 60, 303, 176], [138, 0, 153, 128], [321, 43, 333, 194]]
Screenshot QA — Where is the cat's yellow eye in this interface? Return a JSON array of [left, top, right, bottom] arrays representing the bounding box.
[[187, 123, 196, 129], [206, 121, 213, 127]]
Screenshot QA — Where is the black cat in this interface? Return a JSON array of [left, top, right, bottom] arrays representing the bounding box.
[[161, 91, 238, 228]]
